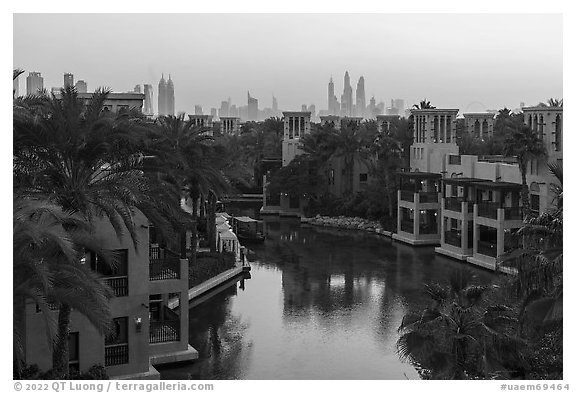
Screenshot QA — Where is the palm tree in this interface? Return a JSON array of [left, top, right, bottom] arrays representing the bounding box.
[[498, 162, 562, 328], [503, 124, 547, 219], [412, 99, 436, 110], [397, 269, 524, 379], [546, 98, 563, 108], [370, 130, 403, 216], [13, 86, 183, 377], [13, 197, 114, 378]]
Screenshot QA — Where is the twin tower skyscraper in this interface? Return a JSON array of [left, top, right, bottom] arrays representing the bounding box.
[[158, 74, 175, 116], [328, 71, 366, 118]]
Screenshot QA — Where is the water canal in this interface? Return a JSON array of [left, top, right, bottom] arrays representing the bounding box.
[[158, 209, 494, 380]]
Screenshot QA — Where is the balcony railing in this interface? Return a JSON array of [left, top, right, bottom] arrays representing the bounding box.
[[400, 220, 414, 233], [105, 343, 129, 366], [477, 240, 497, 257], [445, 197, 463, 212], [105, 276, 128, 297], [444, 231, 461, 247], [149, 246, 181, 281], [400, 190, 414, 202], [150, 319, 180, 344], [504, 206, 522, 220], [419, 192, 438, 203], [477, 202, 499, 219]]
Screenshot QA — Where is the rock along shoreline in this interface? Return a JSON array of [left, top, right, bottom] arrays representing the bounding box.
[[301, 215, 394, 238]]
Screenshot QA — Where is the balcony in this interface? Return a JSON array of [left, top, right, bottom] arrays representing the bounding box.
[[400, 220, 414, 233], [150, 319, 180, 344], [477, 241, 497, 257], [445, 197, 463, 212], [419, 192, 438, 203], [105, 343, 129, 366], [104, 276, 128, 297], [477, 202, 499, 219], [149, 246, 181, 281], [444, 231, 461, 247], [400, 190, 414, 202], [504, 206, 522, 220]]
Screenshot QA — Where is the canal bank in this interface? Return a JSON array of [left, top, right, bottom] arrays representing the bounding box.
[[157, 216, 495, 380]]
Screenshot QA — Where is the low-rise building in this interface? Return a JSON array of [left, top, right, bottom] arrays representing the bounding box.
[[23, 212, 197, 379]]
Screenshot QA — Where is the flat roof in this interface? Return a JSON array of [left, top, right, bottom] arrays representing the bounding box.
[[442, 177, 488, 185], [462, 112, 495, 118], [522, 106, 563, 112], [472, 181, 522, 190], [410, 108, 459, 114], [397, 171, 442, 179]]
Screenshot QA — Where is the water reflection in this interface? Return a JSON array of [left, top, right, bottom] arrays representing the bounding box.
[[158, 216, 494, 380]]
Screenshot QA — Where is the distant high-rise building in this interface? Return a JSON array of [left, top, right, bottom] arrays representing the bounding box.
[[301, 104, 308, 112], [341, 71, 353, 117], [367, 96, 377, 118], [356, 76, 366, 118], [75, 80, 87, 93], [392, 99, 405, 115], [272, 96, 278, 112], [229, 104, 239, 117], [26, 72, 44, 95], [64, 73, 74, 88], [158, 74, 167, 115], [309, 104, 316, 122], [328, 77, 337, 115], [194, 105, 203, 115], [219, 100, 230, 118], [133, 85, 142, 93], [247, 91, 258, 121], [143, 84, 154, 115], [210, 108, 217, 119], [166, 75, 175, 116]]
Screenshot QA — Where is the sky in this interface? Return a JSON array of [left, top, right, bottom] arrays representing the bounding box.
[[13, 13, 562, 114]]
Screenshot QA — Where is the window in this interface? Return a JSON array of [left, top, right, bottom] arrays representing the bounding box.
[[105, 317, 129, 366], [530, 194, 540, 214], [359, 173, 368, 182], [69, 332, 79, 372]]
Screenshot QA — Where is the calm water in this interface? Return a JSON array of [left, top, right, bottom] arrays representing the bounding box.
[[159, 212, 494, 380]]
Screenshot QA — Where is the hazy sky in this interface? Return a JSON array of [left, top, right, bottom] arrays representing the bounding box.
[[13, 13, 562, 114]]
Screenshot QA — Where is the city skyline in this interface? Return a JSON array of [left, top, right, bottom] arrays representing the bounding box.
[[13, 14, 562, 113]]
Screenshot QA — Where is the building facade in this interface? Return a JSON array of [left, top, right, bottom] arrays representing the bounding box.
[[220, 116, 240, 135], [396, 106, 563, 271], [463, 112, 495, 140], [23, 212, 197, 379], [26, 72, 44, 95]]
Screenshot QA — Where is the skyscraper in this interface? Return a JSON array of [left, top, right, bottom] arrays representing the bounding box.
[[355, 76, 366, 118], [133, 85, 142, 93], [341, 71, 353, 117], [272, 96, 278, 112], [143, 84, 154, 115], [75, 80, 87, 93], [328, 77, 336, 114], [158, 74, 167, 115], [219, 100, 230, 118], [247, 91, 258, 121], [64, 73, 74, 88], [194, 105, 203, 115], [166, 75, 175, 116], [26, 72, 44, 95]]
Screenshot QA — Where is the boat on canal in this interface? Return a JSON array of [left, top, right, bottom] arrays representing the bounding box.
[[231, 216, 266, 244]]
